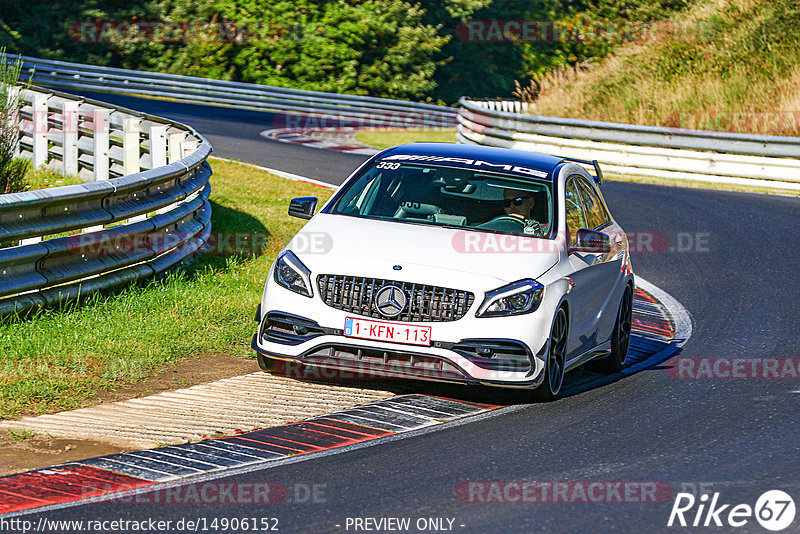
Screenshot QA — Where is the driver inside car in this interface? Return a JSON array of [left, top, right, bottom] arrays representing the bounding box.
[[502, 188, 543, 235]]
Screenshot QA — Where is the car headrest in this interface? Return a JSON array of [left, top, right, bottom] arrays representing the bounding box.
[[394, 202, 441, 219]]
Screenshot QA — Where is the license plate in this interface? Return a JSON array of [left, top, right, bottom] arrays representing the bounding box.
[[344, 317, 431, 346]]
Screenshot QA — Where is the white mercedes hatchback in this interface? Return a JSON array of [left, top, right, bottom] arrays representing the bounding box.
[[253, 143, 634, 400]]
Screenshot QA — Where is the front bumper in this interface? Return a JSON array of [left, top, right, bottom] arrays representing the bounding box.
[[252, 307, 549, 388]]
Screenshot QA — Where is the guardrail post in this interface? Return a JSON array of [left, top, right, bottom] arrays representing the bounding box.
[[61, 100, 79, 176], [92, 109, 110, 181], [156, 131, 187, 214], [124, 117, 147, 222], [180, 140, 199, 159], [31, 93, 48, 168], [82, 109, 110, 233], [123, 117, 140, 175], [158, 139, 200, 215], [168, 132, 186, 163], [148, 125, 167, 169]]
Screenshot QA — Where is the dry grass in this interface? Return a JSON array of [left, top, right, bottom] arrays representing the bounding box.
[[604, 172, 800, 196], [529, 0, 800, 136]]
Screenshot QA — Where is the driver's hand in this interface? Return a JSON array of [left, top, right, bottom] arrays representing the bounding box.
[[523, 220, 543, 236]]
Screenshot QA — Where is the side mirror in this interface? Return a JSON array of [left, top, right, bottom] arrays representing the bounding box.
[[288, 197, 318, 220], [570, 228, 611, 254]]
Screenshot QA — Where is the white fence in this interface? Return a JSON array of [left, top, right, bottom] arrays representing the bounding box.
[[0, 84, 212, 315], [13, 86, 201, 181]]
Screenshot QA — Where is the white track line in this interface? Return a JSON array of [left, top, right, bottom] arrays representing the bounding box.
[[209, 155, 339, 190]]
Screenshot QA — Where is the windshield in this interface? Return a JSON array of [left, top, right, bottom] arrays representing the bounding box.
[[327, 160, 554, 237]]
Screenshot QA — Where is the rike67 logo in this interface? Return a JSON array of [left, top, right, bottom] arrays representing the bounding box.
[[668, 490, 796, 531]]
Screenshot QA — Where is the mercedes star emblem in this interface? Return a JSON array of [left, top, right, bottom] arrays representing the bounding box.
[[374, 285, 408, 317]]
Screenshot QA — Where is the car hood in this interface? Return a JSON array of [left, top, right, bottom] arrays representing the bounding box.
[[285, 213, 560, 292]]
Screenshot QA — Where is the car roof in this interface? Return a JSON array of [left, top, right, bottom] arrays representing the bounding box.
[[380, 142, 566, 181]]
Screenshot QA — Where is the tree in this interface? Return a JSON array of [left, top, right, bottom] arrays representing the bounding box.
[[144, 0, 449, 100]]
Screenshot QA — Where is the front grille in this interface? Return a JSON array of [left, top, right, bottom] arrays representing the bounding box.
[[317, 274, 474, 322]]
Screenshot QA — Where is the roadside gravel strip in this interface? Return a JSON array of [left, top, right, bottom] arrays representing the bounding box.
[[0, 286, 680, 515], [0, 375, 394, 448]]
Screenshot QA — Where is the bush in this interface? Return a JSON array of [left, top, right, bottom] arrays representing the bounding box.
[[0, 158, 29, 194], [0, 49, 28, 194]]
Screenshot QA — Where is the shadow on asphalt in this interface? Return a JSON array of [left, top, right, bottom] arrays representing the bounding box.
[[263, 350, 683, 408]]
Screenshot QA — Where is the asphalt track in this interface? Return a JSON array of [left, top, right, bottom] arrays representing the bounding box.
[[24, 92, 800, 532]]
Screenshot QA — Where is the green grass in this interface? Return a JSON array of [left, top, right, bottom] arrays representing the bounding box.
[[7, 429, 36, 441], [1, 161, 82, 195], [23, 166, 84, 191], [355, 127, 457, 149], [0, 158, 333, 420]]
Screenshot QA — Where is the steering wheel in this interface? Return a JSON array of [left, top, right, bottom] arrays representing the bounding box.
[[480, 215, 543, 236]]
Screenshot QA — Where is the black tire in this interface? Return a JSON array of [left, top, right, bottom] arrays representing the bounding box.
[[533, 306, 568, 402], [597, 284, 633, 374]]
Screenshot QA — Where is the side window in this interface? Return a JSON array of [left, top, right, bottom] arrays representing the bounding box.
[[577, 179, 609, 230], [564, 178, 587, 245]]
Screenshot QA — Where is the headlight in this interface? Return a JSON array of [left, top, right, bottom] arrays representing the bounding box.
[[476, 279, 544, 318], [273, 250, 313, 298]]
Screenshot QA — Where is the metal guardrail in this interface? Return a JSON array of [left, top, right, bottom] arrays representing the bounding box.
[[0, 84, 212, 315], [458, 98, 800, 190], [16, 56, 458, 129]]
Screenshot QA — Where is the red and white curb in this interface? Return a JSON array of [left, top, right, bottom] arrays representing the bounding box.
[[0, 395, 496, 515], [260, 127, 379, 155], [0, 286, 680, 516]]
